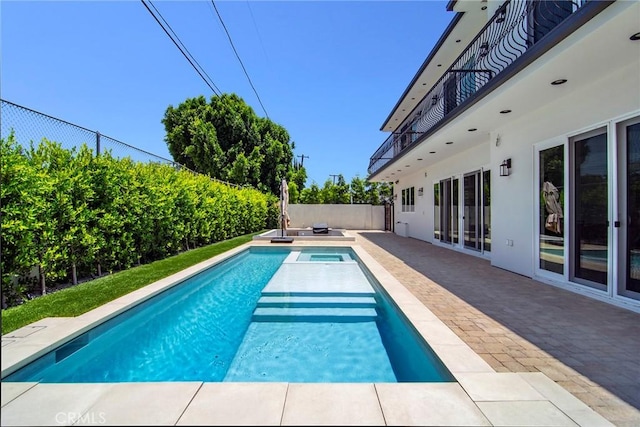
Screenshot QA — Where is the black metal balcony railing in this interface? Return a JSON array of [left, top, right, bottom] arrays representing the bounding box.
[[368, 0, 589, 176]]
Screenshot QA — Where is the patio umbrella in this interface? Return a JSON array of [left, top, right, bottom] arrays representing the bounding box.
[[279, 178, 290, 233], [542, 181, 563, 234]]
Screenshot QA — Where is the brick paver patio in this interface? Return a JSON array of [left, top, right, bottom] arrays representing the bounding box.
[[355, 231, 640, 427]]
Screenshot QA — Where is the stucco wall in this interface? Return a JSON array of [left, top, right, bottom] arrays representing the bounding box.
[[394, 143, 490, 244], [287, 204, 385, 230]]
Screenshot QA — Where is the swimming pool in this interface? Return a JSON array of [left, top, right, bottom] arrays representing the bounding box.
[[3, 246, 454, 383]]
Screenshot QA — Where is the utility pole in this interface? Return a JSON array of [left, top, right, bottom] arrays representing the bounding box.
[[297, 154, 309, 167], [329, 174, 339, 185]]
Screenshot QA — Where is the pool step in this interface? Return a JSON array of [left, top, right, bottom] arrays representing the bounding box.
[[251, 307, 377, 322], [256, 295, 376, 308]]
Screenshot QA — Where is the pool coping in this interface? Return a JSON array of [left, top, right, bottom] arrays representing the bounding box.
[[253, 228, 356, 241], [1, 238, 613, 426]]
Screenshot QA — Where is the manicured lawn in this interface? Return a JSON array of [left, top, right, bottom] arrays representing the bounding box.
[[1, 233, 260, 335]]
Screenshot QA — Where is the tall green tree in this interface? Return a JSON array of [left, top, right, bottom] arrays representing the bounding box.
[[89, 152, 139, 274], [298, 177, 390, 205], [350, 176, 367, 204], [287, 181, 300, 204], [163, 93, 302, 195], [334, 175, 351, 204], [366, 181, 392, 205], [57, 144, 98, 286], [1, 134, 48, 303], [318, 175, 350, 204], [24, 139, 71, 294], [299, 182, 321, 204], [287, 163, 307, 193]]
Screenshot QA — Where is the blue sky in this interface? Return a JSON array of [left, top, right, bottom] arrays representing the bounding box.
[[1, 0, 453, 187]]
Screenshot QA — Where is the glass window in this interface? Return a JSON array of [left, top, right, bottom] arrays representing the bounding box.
[[402, 187, 415, 212], [539, 145, 565, 274], [622, 120, 640, 297], [464, 172, 480, 250], [572, 129, 608, 288], [402, 188, 406, 211], [434, 183, 440, 239], [452, 178, 459, 244], [483, 170, 491, 252]]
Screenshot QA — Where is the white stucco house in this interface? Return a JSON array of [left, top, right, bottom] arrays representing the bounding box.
[[367, 0, 640, 312]]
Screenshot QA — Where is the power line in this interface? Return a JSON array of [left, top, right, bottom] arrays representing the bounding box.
[[245, 1, 270, 67], [210, 1, 269, 119], [141, 0, 221, 96]]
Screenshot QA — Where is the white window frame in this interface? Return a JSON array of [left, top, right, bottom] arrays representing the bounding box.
[[402, 187, 415, 212]]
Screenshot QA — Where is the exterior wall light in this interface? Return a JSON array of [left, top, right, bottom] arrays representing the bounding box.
[[418, 187, 424, 196], [500, 158, 512, 176]]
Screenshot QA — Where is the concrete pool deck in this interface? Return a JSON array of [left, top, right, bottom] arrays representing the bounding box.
[[1, 233, 636, 426]]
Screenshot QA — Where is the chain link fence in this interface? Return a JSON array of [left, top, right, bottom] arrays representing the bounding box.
[[0, 99, 241, 187]]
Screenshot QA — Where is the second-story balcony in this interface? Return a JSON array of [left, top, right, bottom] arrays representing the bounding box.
[[368, 0, 601, 177]]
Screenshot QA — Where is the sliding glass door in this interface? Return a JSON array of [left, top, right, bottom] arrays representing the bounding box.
[[571, 127, 608, 289], [434, 171, 489, 254], [442, 178, 452, 243], [483, 170, 491, 252], [464, 172, 481, 250], [619, 117, 640, 299], [436, 178, 459, 244], [452, 178, 459, 244], [536, 117, 640, 302]]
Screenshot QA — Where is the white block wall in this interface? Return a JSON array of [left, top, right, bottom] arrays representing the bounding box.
[[287, 204, 385, 230]]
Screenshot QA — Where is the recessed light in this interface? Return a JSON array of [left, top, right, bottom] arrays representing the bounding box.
[[551, 79, 567, 85], [630, 32, 640, 41], [405, 165, 410, 168], [417, 158, 423, 161], [422, 83, 427, 86], [437, 64, 442, 67], [481, 5, 487, 10], [468, 128, 477, 132], [397, 169, 402, 172], [402, 109, 406, 111], [411, 97, 415, 100], [429, 151, 436, 154], [455, 39, 461, 43], [445, 141, 453, 145], [500, 109, 512, 114]]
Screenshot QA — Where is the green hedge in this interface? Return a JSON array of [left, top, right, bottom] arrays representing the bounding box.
[[1, 134, 277, 307]]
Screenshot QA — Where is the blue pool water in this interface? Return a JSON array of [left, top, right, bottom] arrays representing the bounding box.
[[4, 247, 454, 383]]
